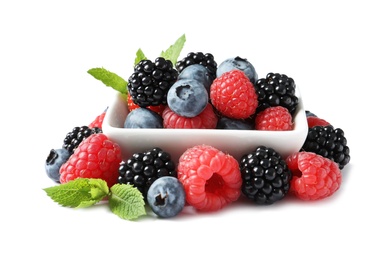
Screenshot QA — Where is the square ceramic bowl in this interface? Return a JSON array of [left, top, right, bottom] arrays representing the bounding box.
[[102, 88, 308, 163]]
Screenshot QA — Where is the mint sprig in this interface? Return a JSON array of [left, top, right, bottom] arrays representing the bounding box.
[[134, 48, 147, 67], [43, 178, 109, 208], [88, 34, 186, 95], [44, 178, 146, 221], [87, 67, 128, 95], [160, 34, 186, 65]]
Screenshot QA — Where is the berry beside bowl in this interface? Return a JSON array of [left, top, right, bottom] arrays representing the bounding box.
[[102, 85, 308, 163]]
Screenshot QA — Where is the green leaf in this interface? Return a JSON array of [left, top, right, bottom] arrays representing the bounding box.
[[89, 178, 110, 200], [134, 48, 147, 66], [43, 178, 109, 208], [109, 184, 146, 221], [87, 67, 128, 95], [160, 34, 186, 65]]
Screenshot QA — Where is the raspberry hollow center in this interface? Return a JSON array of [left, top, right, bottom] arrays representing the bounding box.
[[291, 169, 302, 178], [205, 174, 225, 194]]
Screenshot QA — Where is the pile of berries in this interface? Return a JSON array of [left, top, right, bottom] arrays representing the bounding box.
[[45, 50, 351, 220], [125, 55, 297, 131]]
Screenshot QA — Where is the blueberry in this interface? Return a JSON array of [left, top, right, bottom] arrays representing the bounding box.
[[217, 117, 254, 130], [167, 79, 208, 118], [45, 148, 70, 183], [147, 176, 186, 218], [305, 110, 317, 117], [124, 108, 163, 128], [177, 64, 213, 93], [217, 56, 258, 84]]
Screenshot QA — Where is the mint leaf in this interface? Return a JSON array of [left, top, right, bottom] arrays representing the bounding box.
[[109, 184, 146, 220], [134, 48, 147, 66], [89, 178, 110, 200], [43, 178, 109, 208], [160, 34, 186, 65], [87, 67, 128, 95]]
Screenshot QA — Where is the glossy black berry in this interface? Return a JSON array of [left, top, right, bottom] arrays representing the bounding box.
[[301, 125, 350, 169], [117, 147, 177, 199], [254, 73, 299, 115], [175, 52, 218, 79], [240, 146, 292, 205], [128, 57, 178, 107], [62, 126, 102, 155]]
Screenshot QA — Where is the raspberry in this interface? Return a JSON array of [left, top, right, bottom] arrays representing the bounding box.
[[117, 147, 177, 198], [88, 109, 107, 129], [127, 93, 140, 112], [307, 116, 330, 128], [177, 145, 242, 212], [62, 126, 102, 155], [240, 146, 292, 204], [210, 70, 258, 119], [60, 133, 122, 187], [301, 125, 350, 169], [286, 151, 342, 200], [162, 103, 218, 129], [127, 93, 165, 116], [255, 106, 293, 131]]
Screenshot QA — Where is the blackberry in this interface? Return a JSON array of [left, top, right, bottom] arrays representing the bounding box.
[[254, 73, 299, 115], [240, 146, 292, 205], [117, 147, 177, 199], [301, 125, 350, 169], [128, 57, 178, 107], [62, 126, 102, 155], [175, 52, 218, 79]]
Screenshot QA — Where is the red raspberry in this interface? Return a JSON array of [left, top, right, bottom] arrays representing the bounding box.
[[127, 93, 140, 112], [286, 151, 342, 201], [60, 133, 122, 187], [177, 145, 242, 211], [127, 93, 165, 116], [88, 109, 107, 129], [255, 106, 293, 130], [307, 116, 330, 128], [162, 103, 218, 129], [210, 70, 258, 119]]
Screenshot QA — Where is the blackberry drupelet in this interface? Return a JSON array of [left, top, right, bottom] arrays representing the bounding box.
[[301, 125, 350, 169], [128, 57, 178, 107], [62, 126, 102, 155], [175, 52, 218, 79], [254, 73, 299, 115], [240, 146, 292, 205], [117, 147, 177, 199]]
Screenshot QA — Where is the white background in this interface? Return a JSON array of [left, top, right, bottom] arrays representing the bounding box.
[[1, 0, 389, 259]]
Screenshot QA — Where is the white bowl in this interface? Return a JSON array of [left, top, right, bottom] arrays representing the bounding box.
[[102, 88, 308, 163]]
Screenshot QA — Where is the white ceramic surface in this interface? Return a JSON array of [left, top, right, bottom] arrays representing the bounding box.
[[102, 88, 308, 163]]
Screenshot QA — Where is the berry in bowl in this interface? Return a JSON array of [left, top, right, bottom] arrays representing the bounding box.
[[102, 62, 308, 163]]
